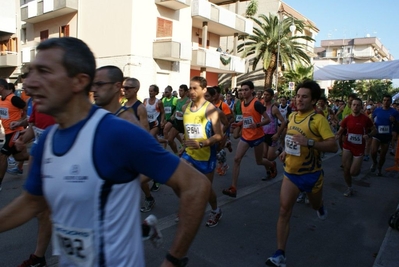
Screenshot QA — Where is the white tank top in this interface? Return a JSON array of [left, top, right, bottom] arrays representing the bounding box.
[[42, 108, 144, 267], [144, 98, 160, 123]]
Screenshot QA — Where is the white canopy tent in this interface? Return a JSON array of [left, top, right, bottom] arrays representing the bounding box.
[[313, 60, 399, 81]]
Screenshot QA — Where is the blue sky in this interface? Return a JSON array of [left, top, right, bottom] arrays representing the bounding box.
[[283, 0, 399, 86]]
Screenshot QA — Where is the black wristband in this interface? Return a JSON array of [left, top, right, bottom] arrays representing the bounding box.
[[166, 253, 189, 267]]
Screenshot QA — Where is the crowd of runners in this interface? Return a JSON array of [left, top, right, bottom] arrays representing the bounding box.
[[0, 37, 398, 267]]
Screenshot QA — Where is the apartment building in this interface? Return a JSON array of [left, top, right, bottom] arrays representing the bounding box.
[[18, 0, 253, 99], [315, 36, 394, 64], [0, 0, 21, 81], [219, 0, 319, 89]]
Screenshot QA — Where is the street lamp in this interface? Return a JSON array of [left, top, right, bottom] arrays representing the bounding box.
[[275, 16, 296, 90]]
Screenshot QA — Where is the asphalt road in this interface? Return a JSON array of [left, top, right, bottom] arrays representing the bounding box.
[[1, 139, 398, 267]]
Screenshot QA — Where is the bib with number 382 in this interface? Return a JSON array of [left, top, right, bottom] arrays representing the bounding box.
[[53, 224, 95, 267]]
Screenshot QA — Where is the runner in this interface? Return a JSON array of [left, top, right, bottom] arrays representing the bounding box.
[[335, 98, 375, 196], [370, 94, 399, 176], [222, 81, 271, 198], [181, 76, 223, 227], [261, 89, 286, 180], [232, 88, 244, 139], [266, 80, 338, 267]]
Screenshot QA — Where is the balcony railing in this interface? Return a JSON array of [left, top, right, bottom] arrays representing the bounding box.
[[191, 0, 252, 36], [155, 0, 191, 10], [191, 47, 245, 73], [153, 39, 191, 61], [21, 0, 78, 23], [0, 51, 18, 67]]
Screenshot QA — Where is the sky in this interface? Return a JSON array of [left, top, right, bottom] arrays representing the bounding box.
[[282, 0, 399, 86]]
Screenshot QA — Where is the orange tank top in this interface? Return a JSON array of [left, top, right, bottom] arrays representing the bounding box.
[[0, 94, 24, 134], [241, 98, 265, 141]]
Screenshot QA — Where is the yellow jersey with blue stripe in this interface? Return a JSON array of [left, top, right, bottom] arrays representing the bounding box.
[[284, 111, 334, 174], [183, 101, 215, 161]]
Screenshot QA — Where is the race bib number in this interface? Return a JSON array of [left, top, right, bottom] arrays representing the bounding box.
[[235, 115, 243, 122], [32, 126, 45, 144], [378, 125, 389, 134], [175, 111, 183, 120], [348, 133, 362, 145], [147, 113, 155, 121], [186, 124, 202, 139], [0, 107, 9, 119], [285, 135, 300, 156], [243, 116, 254, 128], [164, 106, 172, 114], [53, 224, 95, 267]]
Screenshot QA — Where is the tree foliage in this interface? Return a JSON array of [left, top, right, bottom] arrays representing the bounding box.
[[237, 13, 315, 90]]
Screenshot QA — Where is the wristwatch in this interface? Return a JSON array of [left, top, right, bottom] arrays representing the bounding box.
[[166, 253, 189, 267], [199, 142, 204, 148], [256, 123, 261, 128], [307, 139, 315, 148]]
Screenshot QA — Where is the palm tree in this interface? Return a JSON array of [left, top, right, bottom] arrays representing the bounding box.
[[237, 13, 315, 90], [281, 64, 313, 87]]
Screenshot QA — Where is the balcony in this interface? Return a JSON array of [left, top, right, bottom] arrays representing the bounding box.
[[155, 0, 191, 10], [0, 52, 18, 68], [21, 0, 78, 24], [153, 39, 191, 61], [191, 0, 252, 36], [191, 48, 245, 73]]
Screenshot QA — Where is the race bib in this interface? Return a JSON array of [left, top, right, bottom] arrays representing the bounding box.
[[164, 106, 172, 114], [285, 135, 300, 156], [243, 116, 254, 128], [32, 126, 45, 144], [348, 133, 362, 145], [186, 123, 202, 139], [378, 125, 389, 134], [235, 115, 243, 122], [0, 107, 9, 119], [53, 224, 95, 267], [175, 111, 183, 120], [147, 113, 155, 121]]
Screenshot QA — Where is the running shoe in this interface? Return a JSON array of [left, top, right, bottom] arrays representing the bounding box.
[[140, 198, 155, 213], [150, 182, 160, 192], [222, 186, 237, 198], [296, 192, 306, 203], [7, 167, 23, 175], [370, 163, 377, 172], [206, 209, 222, 227], [18, 254, 47, 267], [343, 187, 353, 197], [317, 206, 328, 220], [142, 215, 163, 248], [266, 251, 286, 267], [219, 164, 229, 176], [7, 156, 16, 166]]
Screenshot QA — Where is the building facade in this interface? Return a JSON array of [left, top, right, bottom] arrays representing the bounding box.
[[219, 0, 319, 90], [17, 0, 253, 99]]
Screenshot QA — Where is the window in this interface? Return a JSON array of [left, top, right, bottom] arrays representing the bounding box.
[[0, 38, 18, 54], [156, 18, 172, 38], [40, 30, 49, 41], [347, 47, 351, 53], [198, 38, 210, 49], [59, 25, 70, 37]]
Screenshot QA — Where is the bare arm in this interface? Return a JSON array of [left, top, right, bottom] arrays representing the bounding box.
[[0, 191, 47, 232], [158, 101, 166, 128], [119, 110, 143, 129], [137, 105, 150, 132], [162, 160, 211, 262], [272, 106, 286, 139], [292, 135, 338, 153]]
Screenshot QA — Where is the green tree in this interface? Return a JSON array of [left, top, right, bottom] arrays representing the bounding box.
[[281, 64, 313, 89], [329, 80, 357, 100], [237, 13, 314, 90]]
